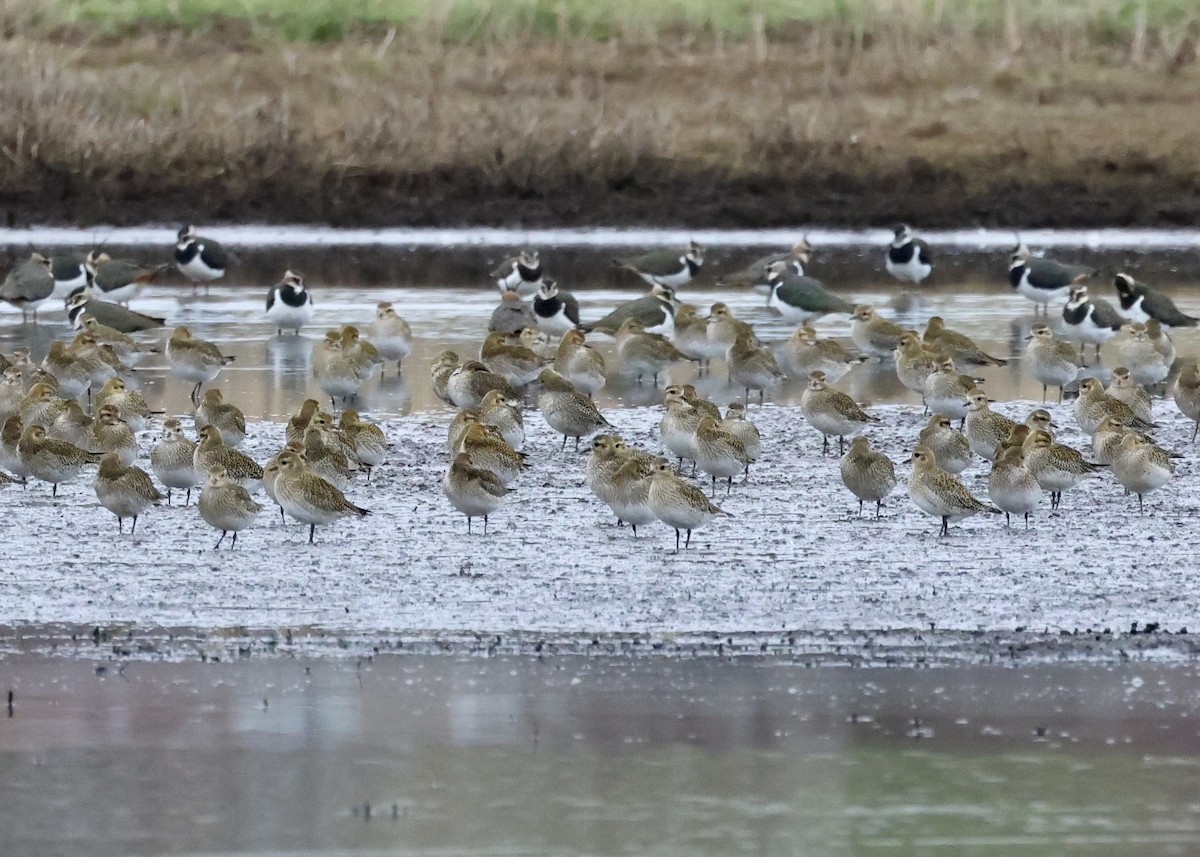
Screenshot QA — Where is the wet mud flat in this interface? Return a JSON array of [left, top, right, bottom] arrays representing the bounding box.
[[0, 398, 1197, 666]]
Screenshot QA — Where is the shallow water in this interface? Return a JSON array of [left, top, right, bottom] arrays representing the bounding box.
[[1, 272, 1197, 420], [1, 656, 1199, 857]]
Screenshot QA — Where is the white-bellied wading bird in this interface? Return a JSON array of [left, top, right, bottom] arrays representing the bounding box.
[[581, 283, 679, 338], [988, 445, 1042, 529], [537, 368, 611, 451], [0, 252, 53, 322], [614, 241, 703, 289], [907, 446, 1001, 536], [840, 435, 896, 518], [647, 460, 728, 551], [272, 450, 369, 544], [1112, 432, 1176, 513], [1024, 323, 1080, 403], [1062, 285, 1124, 364], [151, 418, 200, 505], [175, 224, 228, 290], [799, 371, 879, 455], [368, 302, 413, 374], [94, 453, 164, 534], [265, 270, 314, 335], [490, 249, 542, 295], [167, 327, 236, 405], [1009, 242, 1096, 316], [198, 466, 262, 548], [443, 451, 509, 534], [1112, 273, 1198, 327], [885, 224, 933, 285]]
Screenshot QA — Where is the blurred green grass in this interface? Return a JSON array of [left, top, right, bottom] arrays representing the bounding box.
[[30, 0, 1200, 44]]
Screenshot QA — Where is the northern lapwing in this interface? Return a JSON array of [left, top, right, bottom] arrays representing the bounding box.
[[265, 270, 314, 335], [88, 252, 169, 305], [532, 277, 580, 335], [582, 283, 679, 338], [66, 289, 165, 333], [50, 252, 92, 300], [490, 249, 542, 296], [884, 224, 933, 285], [614, 241, 703, 289], [1009, 243, 1097, 315], [1063, 285, 1124, 364], [1112, 273, 1198, 327], [718, 238, 813, 288], [175, 225, 229, 290], [763, 260, 855, 322], [0, 253, 53, 322]]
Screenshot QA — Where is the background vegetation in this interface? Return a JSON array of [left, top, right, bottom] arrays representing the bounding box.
[[0, 0, 1197, 226]]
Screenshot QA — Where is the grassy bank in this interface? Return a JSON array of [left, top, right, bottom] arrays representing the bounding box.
[[0, 1, 1198, 228]]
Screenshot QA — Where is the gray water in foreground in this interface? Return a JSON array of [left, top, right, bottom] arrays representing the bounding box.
[[1, 656, 1199, 857]]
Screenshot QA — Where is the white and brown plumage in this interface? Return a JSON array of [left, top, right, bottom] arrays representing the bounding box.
[[367, 302, 413, 374], [49, 399, 93, 449], [894, 331, 941, 402], [481, 331, 549, 388], [607, 454, 663, 537], [1112, 432, 1175, 513], [705, 303, 756, 372], [1114, 322, 1171, 387], [93, 452, 164, 534], [286, 399, 321, 446], [659, 386, 702, 472], [1024, 430, 1105, 510], [839, 435, 896, 518], [585, 434, 627, 513], [79, 316, 155, 368], [303, 425, 358, 490], [988, 445, 1042, 529], [692, 415, 751, 496], [537, 368, 611, 451], [964, 389, 1018, 462], [646, 460, 728, 551], [18, 424, 101, 497], [67, 333, 123, 392], [918, 416, 971, 479], [923, 358, 976, 422], [40, 341, 93, 401], [615, 318, 688, 387], [273, 450, 370, 544], [194, 425, 263, 493], [312, 335, 362, 407], [18, 382, 70, 432], [89, 405, 138, 466], [443, 451, 509, 535], [922, 316, 1006, 366], [727, 331, 784, 405], [340, 325, 384, 383], [447, 360, 518, 410], [198, 466, 263, 549], [782, 324, 865, 383], [95, 378, 155, 433], [799, 371, 879, 455], [720, 402, 761, 468], [457, 422, 528, 486], [554, 329, 606, 397], [477, 389, 524, 450], [1105, 367, 1153, 425], [672, 305, 720, 373], [1075, 377, 1154, 436], [167, 326, 235, 406], [0, 415, 29, 479], [150, 418, 200, 506], [1173, 359, 1200, 442], [339, 410, 387, 479], [1024, 322, 1081, 403], [907, 446, 1000, 536], [195, 389, 247, 448], [262, 441, 304, 526], [850, 305, 905, 358], [1090, 415, 1133, 465]]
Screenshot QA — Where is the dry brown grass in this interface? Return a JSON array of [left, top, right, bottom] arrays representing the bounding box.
[[0, 21, 1198, 227]]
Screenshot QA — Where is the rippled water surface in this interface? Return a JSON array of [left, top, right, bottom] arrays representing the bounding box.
[[2, 656, 1199, 857]]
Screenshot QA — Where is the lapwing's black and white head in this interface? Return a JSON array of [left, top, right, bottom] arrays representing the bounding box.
[[177, 224, 197, 247], [651, 283, 679, 307], [519, 248, 539, 268], [282, 270, 305, 292], [1067, 285, 1090, 308], [686, 241, 705, 265], [890, 223, 913, 245], [1113, 273, 1137, 298], [536, 277, 559, 301]]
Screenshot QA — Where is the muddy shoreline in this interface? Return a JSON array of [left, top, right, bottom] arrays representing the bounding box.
[[6, 161, 1200, 231]]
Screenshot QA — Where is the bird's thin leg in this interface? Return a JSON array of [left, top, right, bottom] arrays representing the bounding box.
[[484, 515, 489, 536], [131, 516, 138, 535], [685, 529, 693, 549], [232, 532, 239, 549], [308, 524, 316, 544], [214, 531, 226, 550]]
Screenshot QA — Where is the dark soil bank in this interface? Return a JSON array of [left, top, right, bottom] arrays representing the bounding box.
[[6, 158, 1200, 230]]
